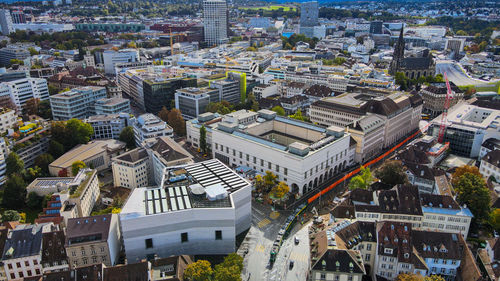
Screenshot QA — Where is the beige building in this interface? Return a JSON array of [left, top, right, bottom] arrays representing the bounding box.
[[49, 139, 125, 176], [65, 169, 100, 218], [65, 214, 121, 268], [0, 107, 16, 134], [419, 82, 464, 118], [111, 148, 151, 189], [346, 115, 385, 163]]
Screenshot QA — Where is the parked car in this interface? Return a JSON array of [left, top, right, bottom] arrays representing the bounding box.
[[289, 260, 294, 270]]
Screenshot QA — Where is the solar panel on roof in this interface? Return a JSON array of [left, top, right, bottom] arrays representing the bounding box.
[[154, 200, 161, 214], [184, 196, 191, 208], [177, 197, 185, 210], [148, 200, 154, 215], [160, 189, 167, 198], [162, 198, 169, 211], [175, 186, 181, 196], [156, 189, 161, 199], [170, 198, 177, 211], [181, 186, 187, 195]]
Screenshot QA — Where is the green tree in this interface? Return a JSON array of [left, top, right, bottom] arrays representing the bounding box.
[[451, 165, 482, 187], [28, 47, 38, 56], [1, 210, 21, 222], [454, 172, 491, 223], [271, 106, 285, 116], [23, 166, 42, 183], [214, 253, 244, 281], [456, 30, 468, 36], [349, 166, 373, 190], [375, 160, 408, 186], [184, 260, 213, 281], [38, 100, 52, 119], [119, 126, 136, 149], [48, 140, 65, 158], [289, 108, 305, 121], [490, 209, 500, 235], [2, 173, 26, 209], [71, 161, 87, 176], [199, 125, 207, 154], [6, 152, 24, 176], [27, 192, 44, 209], [394, 72, 408, 91], [66, 118, 93, 147], [158, 106, 169, 123], [9, 59, 23, 65], [206, 101, 232, 114], [167, 108, 186, 136], [34, 153, 55, 175], [270, 181, 289, 199], [263, 171, 278, 190]]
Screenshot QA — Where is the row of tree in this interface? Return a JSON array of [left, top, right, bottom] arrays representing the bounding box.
[[184, 253, 243, 281]]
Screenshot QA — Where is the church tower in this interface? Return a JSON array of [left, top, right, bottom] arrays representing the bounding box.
[[389, 26, 405, 75]]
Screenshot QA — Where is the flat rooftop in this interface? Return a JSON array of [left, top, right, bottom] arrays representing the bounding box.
[[120, 159, 250, 218]]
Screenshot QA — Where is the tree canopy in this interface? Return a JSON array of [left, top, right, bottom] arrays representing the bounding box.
[[71, 161, 87, 176], [51, 119, 93, 151], [271, 106, 285, 116], [451, 165, 482, 187], [6, 152, 24, 176], [349, 166, 373, 190], [184, 260, 213, 281], [375, 160, 408, 186], [454, 172, 490, 223], [200, 125, 208, 154], [3, 173, 26, 209], [2, 210, 21, 222], [119, 126, 136, 149]]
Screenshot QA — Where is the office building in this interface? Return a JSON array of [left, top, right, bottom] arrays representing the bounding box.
[[14, 133, 50, 168], [49, 86, 107, 120], [203, 0, 228, 46], [133, 114, 173, 146], [210, 110, 353, 194], [300, 1, 318, 37], [112, 148, 151, 190], [419, 82, 464, 118], [428, 103, 500, 158], [94, 98, 130, 115], [369, 21, 383, 34], [445, 38, 466, 54], [0, 78, 49, 111], [117, 68, 196, 113], [10, 10, 26, 24], [310, 92, 422, 149], [65, 214, 121, 268], [0, 44, 30, 66], [209, 72, 246, 105], [119, 159, 251, 262], [346, 115, 385, 163], [2, 223, 54, 280], [0, 10, 13, 35], [103, 49, 139, 75], [65, 169, 100, 218], [85, 113, 133, 140], [0, 68, 28, 82], [49, 140, 125, 177], [175, 87, 219, 120]]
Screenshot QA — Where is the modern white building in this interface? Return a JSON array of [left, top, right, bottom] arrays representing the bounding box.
[[428, 103, 500, 158], [85, 113, 133, 140], [94, 98, 130, 115], [103, 49, 139, 75], [133, 114, 173, 146], [112, 148, 151, 189], [49, 86, 107, 120], [119, 159, 252, 262], [0, 78, 49, 111], [203, 0, 228, 46], [0, 9, 13, 35], [210, 109, 353, 194], [175, 87, 220, 120]]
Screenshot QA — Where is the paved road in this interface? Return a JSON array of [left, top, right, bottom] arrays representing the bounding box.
[[435, 60, 492, 86]]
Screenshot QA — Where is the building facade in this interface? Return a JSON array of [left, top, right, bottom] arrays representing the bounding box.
[[175, 87, 219, 120], [85, 113, 133, 140], [203, 0, 228, 46], [133, 114, 173, 146], [0, 78, 49, 111], [112, 148, 151, 189], [94, 98, 130, 115], [50, 86, 107, 120]]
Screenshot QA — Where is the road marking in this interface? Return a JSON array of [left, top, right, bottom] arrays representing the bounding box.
[[258, 218, 270, 228], [255, 244, 266, 253], [289, 252, 309, 262], [269, 211, 280, 220]]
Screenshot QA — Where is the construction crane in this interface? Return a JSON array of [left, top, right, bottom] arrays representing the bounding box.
[[437, 72, 453, 143]]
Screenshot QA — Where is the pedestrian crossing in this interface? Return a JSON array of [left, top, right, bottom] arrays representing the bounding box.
[[254, 244, 266, 253], [258, 218, 271, 228], [289, 251, 309, 263]]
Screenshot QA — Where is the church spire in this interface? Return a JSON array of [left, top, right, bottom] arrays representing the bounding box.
[[389, 25, 405, 75]]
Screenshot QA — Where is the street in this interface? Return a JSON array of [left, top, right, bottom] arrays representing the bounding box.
[[435, 60, 496, 86]]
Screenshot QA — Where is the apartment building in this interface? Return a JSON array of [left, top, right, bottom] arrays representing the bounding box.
[[480, 150, 500, 182], [112, 148, 151, 189], [419, 82, 464, 118], [2, 223, 54, 280], [49, 86, 107, 121], [15, 134, 50, 168], [41, 230, 69, 273], [65, 214, 121, 268], [0, 44, 30, 66], [85, 113, 133, 140], [0, 78, 49, 111], [0, 107, 16, 133], [175, 87, 220, 120], [133, 114, 173, 146], [94, 98, 130, 115], [120, 159, 251, 262], [210, 109, 353, 194], [309, 248, 365, 281], [65, 169, 100, 217]]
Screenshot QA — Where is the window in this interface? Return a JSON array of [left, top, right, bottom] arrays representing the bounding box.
[[10, 273, 14, 279], [365, 254, 371, 261], [181, 232, 188, 243], [36, 269, 40, 275], [102, 256, 107, 262], [320, 273, 326, 280], [246, 154, 249, 161], [367, 244, 372, 251], [92, 256, 97, 263], [8, 264, 12, 269], [83, 258, 88, 265], [81, 249, 86, 255], [268, 162, 271, 169], [284, 168, 288, 176], [27, 270, 32, 277], [145, 238, 153, 249], [19, 272, 23, 278], [72, 251, 76, 256], [16, 262, 21, 268], [215, 230, 222, 240], [25, 261, 29, 266], [33, 259, 38, 265]]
